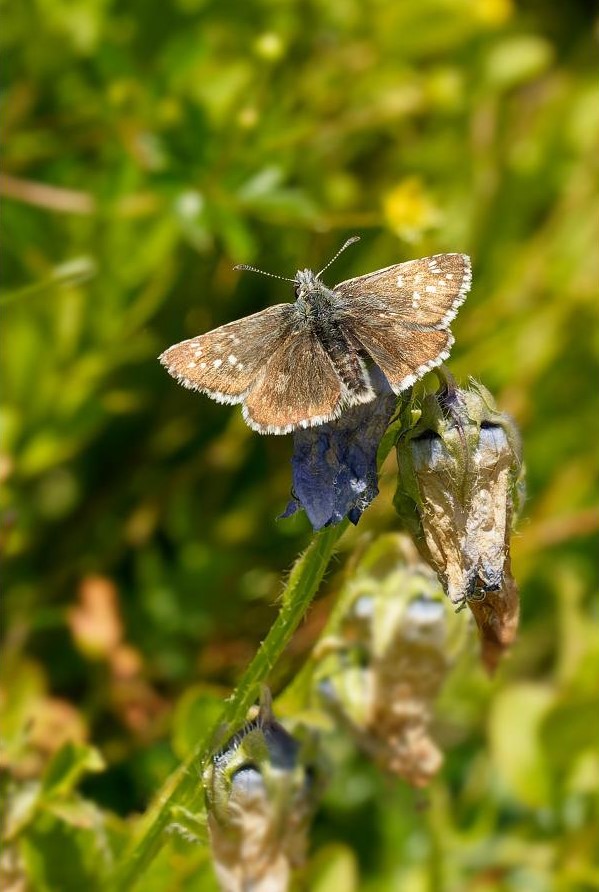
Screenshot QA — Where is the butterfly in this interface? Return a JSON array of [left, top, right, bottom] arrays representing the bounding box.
[[159, 238, 471, 435]]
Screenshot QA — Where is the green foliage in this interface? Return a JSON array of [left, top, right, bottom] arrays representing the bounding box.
[[1, 0, 598, 889]]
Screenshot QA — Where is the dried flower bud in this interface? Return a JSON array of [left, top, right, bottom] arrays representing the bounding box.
[[282, 367, 397, 530], [204, 693, 317, 892], [394, 381, 524, 669], [467, 566, 520, 673], [314, 534, 462, 786]]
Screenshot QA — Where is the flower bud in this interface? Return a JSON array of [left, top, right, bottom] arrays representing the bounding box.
[[281, 366, 397, 530], [204, 693, 317, 892], [314, 534, 462, 786], [394, 381, 524, 669]]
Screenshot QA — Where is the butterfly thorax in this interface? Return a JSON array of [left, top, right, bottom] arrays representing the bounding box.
[[292, 270, 339, 326]]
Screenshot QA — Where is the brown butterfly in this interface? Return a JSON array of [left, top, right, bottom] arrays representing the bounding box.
[[159, 238, 471, 434]]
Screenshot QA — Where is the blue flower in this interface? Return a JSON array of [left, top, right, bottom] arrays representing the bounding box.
[[281, 367, 397, 530]]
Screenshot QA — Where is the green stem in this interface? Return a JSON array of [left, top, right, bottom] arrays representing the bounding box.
[[112, 431, 397, 890], [112, 522, 347, 890]]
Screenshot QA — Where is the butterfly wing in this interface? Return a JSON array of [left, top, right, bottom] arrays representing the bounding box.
[[159, 304, 295, 404], [347, 324, 454, 394], [334, 253, 470, 392], [243, 327, 344, 434], [335, 253, 471, 327]]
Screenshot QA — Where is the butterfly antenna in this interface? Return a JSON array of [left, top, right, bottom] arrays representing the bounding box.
[[316, 235, 360, 278], [234, 264, 295, 283]]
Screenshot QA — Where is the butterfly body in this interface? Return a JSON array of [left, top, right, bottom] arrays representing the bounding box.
[[291, 270, 372, 401], [160, 252, 471, 435]]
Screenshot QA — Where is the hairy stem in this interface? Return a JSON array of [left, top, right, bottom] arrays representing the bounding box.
[[112, 522, 347, 890], [112, 430, 398, 890]]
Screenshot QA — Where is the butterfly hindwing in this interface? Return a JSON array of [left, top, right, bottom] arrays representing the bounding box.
[[349, 323, 454, 393], [159, 304, 295, 403], [243, 328, 344, 434]]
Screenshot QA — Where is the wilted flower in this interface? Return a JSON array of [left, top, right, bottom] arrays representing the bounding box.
[[313, 534, 462, 786], [394, 381, 524, 669], [204, 692, 317, 892], [282, 367, 397, 530], [467, 568, 520, 673]]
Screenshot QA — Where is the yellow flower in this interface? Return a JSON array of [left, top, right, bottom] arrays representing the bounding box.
[[474, 0, 514, 27], [253, 32, 285, 61], [382, 178, 441, 243]]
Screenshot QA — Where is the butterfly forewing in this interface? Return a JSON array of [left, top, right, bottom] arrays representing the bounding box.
[[243, 328, 343, 434], [159, 304, 295, 403], [333, 252, 470, 393], [334, 253, 471, 328]]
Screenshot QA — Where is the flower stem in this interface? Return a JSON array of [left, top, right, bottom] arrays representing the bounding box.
[[112, 431, 397, 890], [111, 522, 347, 890]]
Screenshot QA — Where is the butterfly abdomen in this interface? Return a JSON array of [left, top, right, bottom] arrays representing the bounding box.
[[295, 287, 374, 406], [312, 315, 373, 405]]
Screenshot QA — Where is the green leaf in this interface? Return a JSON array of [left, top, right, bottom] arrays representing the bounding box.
[[41, 743, 105, 799], [485, 36, 554, 89], [304, 844, 359, 892], [171, 686, 225, 761], [20, 809, 111, 892], [488, 683, 555, 807]]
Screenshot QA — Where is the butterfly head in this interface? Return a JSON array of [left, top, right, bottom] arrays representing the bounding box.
[[294, 268, 322, 300], [234, 238, 361, 304]]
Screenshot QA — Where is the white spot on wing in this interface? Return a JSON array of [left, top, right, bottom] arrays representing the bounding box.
[[397, 275, 404, 287], [213, 359, 223, 368], [228, 354, 237, 365], [425, 285, 437, 293]]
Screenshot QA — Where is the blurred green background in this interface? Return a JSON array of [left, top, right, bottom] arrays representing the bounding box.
[[2, 0, 598, 888]]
